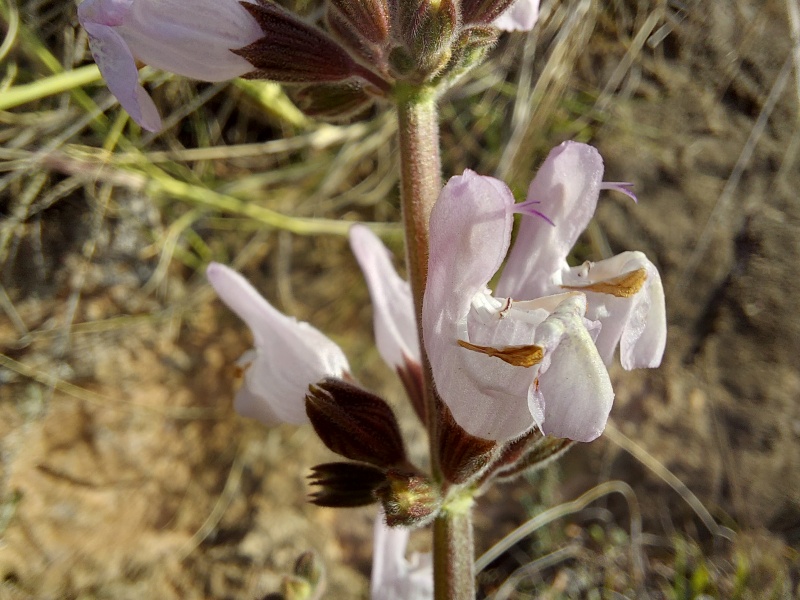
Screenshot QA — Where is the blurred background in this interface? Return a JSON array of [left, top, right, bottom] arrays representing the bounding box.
[[1, 0, 798, 597]]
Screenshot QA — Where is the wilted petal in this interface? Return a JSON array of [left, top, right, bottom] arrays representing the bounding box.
[[80, 20, 161, 131], [497, 141, 604, 299], [494, 0, 540, 31], [562, 251, 666, 369], [371, 510, 433, 600], [206, 262, 350, 425], [528, 295, 614, 442], [349, 225, 420, 369]]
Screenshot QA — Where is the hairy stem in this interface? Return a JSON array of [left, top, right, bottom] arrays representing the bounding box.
[[396, 88, 476, 599], [433, 508, 475, 599], [396, 88, 441, 476]]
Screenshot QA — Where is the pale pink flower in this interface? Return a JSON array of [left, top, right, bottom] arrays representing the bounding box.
[[206, 262, 349, 425], [494, 0, 540, 32], [349, 224, 421, 371], [422, 169, 614, 443], [78, 0, 262, 131], [371, 510, 433, 600]]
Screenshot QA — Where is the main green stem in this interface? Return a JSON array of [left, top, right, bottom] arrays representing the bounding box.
[[396, 89, 476, 599]]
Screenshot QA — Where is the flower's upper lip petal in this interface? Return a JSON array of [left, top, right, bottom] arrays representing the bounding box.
[[349, 224, 420, 368], [493, 0, 540, 31], [424, 170, 514, 327], [81, 21, 162, 131], [207, 261, 285, 348], [117, 0, 262, 81], [207, 262, 350, 425], [424, 170, 541, 441], [497, 141, 604, 299]]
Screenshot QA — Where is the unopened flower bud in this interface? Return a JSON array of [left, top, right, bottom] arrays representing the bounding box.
[[290, 80, 376, 123], [236, 2, 390, 92], [376, 470, 441, 528], [308, 462, 386, 508], [293, 551, 325, 590], [305, 378, 407, 468], [398, 0, 459, 78]]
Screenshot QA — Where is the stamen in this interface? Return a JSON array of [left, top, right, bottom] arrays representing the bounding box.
[[458, 340, 544, 367], [601, 182, 638, 203], [512, 198, 555, 226], [561, 267, 647, 298]]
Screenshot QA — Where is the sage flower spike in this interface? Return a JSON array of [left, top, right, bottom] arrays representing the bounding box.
[[349, 225, 421, 370], [494, 0, 540, 31], [206, 262, 350, 425], [371, 510, 433, 600], [77, 0, 263, 131], [423, 170, 614, 443], [497, 141, 667, 370]]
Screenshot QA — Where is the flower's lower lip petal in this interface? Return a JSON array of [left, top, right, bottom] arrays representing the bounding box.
[[622, 261, 666, 368], [535, 304, 614, 442], [82, 22, 161, 131], [233, 380, 283, 425]]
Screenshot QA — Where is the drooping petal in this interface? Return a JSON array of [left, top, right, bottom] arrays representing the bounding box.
[[493, 0, 540, 31], [78, 0, 262, 130], [80, 20, 161, 131], [497, 142, 604, 299], [528, 295, 614, 442], [371, 510, 433, 600], [424, 171, 541, 441], [206, 262, 350, 425], [349, 225, 420, 369], [562, 251, 666, 369]]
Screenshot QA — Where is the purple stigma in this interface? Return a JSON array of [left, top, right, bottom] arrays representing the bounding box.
[[601, 181, 638, 203], [512, 198, 555, 226]]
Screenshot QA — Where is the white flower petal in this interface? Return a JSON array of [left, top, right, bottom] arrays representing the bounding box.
[[497, 141, 604, 299], [531, 295, 614, 442], [371, 510, 433, 600], [494, 0, 540, 32], [563, 251, 667, 369], [349, 224, 420, 369], [81, 21, 161, 131], [118, 0, 262, 81], [78, 0, 262, 130], [424, 171, 536, 441], [207, 262, 349, 425]]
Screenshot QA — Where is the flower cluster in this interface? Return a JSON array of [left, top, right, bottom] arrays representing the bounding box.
[[208, 141, 665, 448], [78, 0, 541, 130]]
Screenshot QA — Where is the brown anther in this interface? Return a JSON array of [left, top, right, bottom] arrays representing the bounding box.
[[562, 267, 647, 298], [458, 340, 544, 367], [498, 297, 512, 318]]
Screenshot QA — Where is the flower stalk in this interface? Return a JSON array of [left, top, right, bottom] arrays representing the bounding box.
[[396, 86, 475, 599], [395, 85, 442, 466]]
